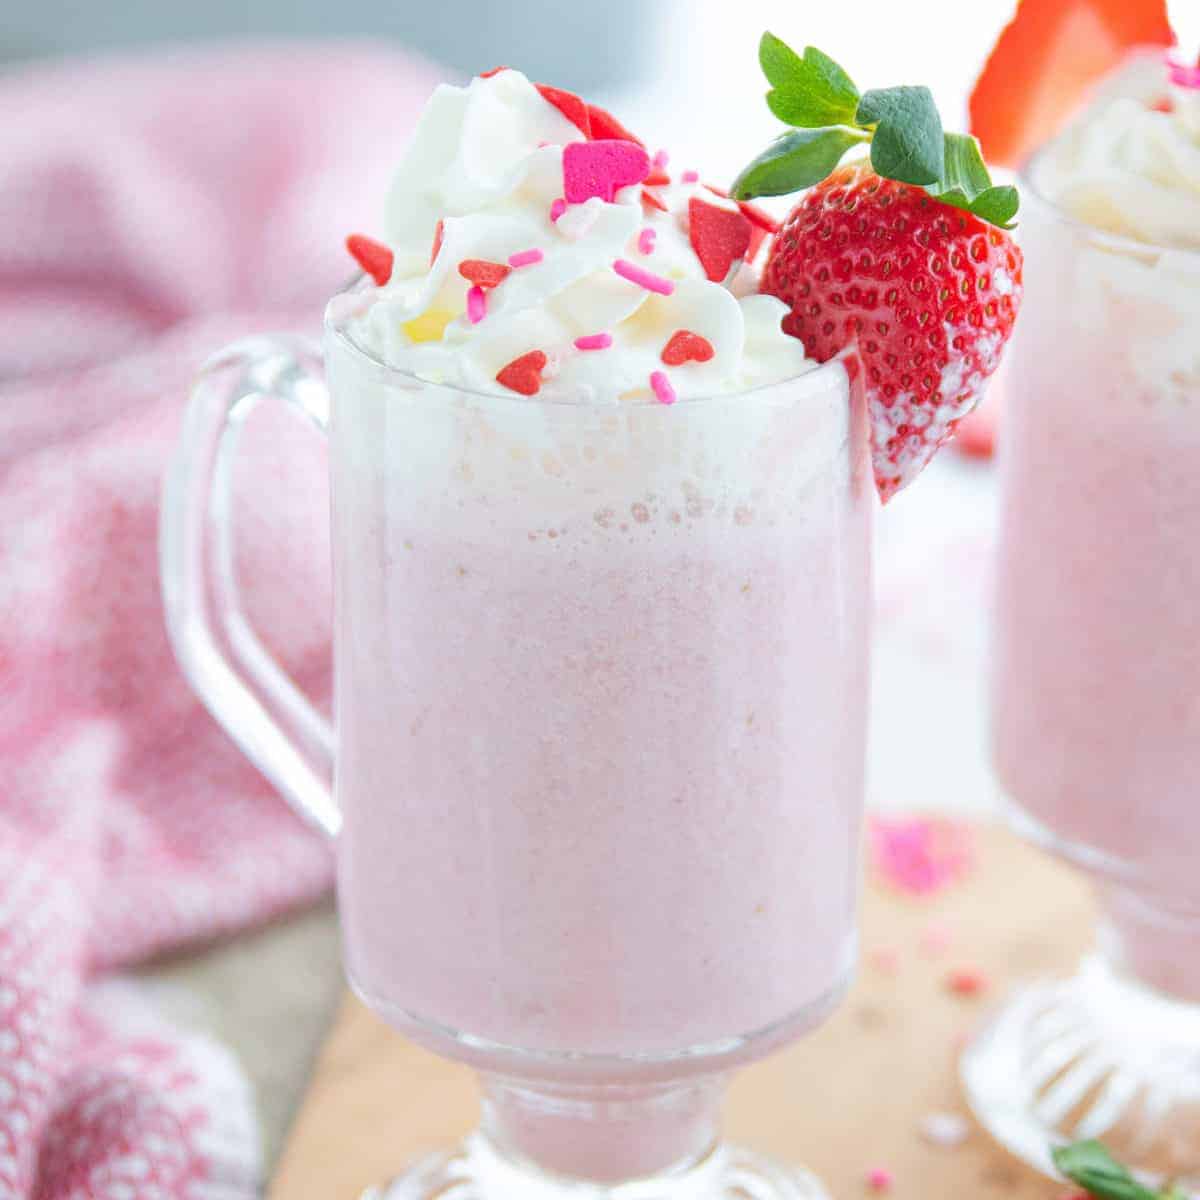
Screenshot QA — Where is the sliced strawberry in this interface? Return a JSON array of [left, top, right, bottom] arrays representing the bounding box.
[[536, 83, 592, 138], [687, 197, 752, 283], [969, 0, 1174, 166], [760, 161, 1023, 502], [586, 103, 644, 147]]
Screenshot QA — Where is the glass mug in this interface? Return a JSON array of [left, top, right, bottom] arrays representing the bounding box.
[[160, 290, 873, 1200], [961, 151, 1200, 1188]]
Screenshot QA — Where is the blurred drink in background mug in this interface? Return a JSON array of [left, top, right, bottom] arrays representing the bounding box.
[[962, 63, 1200, 1188]]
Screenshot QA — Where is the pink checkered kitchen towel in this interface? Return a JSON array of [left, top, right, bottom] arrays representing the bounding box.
[[0, 42, 440, 1197]]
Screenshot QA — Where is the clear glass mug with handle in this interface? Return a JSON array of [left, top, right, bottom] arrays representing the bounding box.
[[160, 286, 873, 1200], [960, 151, 1200, 1189]]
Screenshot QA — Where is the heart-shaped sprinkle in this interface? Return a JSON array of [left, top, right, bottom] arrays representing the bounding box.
[[458, 259, 511, 289], [345, 234, 394, 286], [563, 140, 651, 204], [536, 83, 592, 137], [687, 197, 752, 283], [661, 330, 715, 366], [430, 219, 445, 267], [587, 104, 644, 147], [496, 350, 548, 396], [641, 188, 668, 214]]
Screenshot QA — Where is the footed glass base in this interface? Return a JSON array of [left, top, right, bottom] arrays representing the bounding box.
[[364, 1136, 829, 1200], [961, 955, 1200, 1189]]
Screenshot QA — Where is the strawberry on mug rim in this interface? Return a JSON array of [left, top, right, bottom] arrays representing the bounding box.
[[733, 34, 1024, 501]]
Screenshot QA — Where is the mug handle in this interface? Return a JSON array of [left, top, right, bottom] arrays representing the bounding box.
[[159, 335, 340, 838]]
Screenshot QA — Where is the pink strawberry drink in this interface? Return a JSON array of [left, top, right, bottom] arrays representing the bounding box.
[[331, 69, 872, 1178], [992, 79, 1200, 997], [162, 43, 1022, 1197]]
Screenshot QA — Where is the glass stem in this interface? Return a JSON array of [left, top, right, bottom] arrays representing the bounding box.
[[1097, 883, 1200, 1004], [478, 1073, 728, 1183]]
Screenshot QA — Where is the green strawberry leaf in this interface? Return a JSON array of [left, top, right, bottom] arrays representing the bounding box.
[[1051, 1141, 1164, 1200], [759, 35, 860, 128], [731, 127, 867, 200], [856, 85, 944, 186], [925, 133, 1020, 228]]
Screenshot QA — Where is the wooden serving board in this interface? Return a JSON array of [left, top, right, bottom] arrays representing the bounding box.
[[271, 822, 1091, 1199]]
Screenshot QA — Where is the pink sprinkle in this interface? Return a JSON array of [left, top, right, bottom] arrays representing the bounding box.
[[466, 284, 487, 324], [637, 227, 657, 255], [920, 920, 954, 957], [652, 149, 670, 170], [1168, 58, 1200, 89], [508, 248, 544, 268], [550, 198, 567, 222], [869, 947, 900, 976], [681, 169, 700, 183], [613, 258, 674, 296], [650, 370, 676, 406], [866, 1168, 894, 1193], [537, 140, 550, 148], [574, 332, 613, 351], [869, 817, 974, 896]]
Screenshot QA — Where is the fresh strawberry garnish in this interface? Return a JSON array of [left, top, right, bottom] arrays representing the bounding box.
[[968, 0, 1174, 167], [733, 34, 1023, 500], [760, 161, 1021, 499]]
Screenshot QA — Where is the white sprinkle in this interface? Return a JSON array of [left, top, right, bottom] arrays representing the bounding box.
[[920, 1112, 970, 1148]]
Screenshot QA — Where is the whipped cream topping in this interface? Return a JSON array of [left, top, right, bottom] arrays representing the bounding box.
[[345, 69, 813, 402], [1035, 66, 1200, 250]]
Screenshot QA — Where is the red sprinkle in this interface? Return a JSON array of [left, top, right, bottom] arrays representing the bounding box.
[[644, 169, 672, 187], [687, 197, 752, 282], [586, 103, 644, 147], [661, 330, 715, 366], [641, 188, 668, 214], [345, 233, 394, 286], [479, 66, 509, 78], [496, 350, 548, 396], [536, 83, 592, 137], [508, 248, 544, 269], [430, 219, 445, 267], [649, 370, 676, 406], [613, 258, 674, 296], [946, 967, 990, 997], [458, 259, 511, 289]]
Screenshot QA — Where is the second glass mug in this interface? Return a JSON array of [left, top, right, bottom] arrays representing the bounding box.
[[160, 293, 873, 1200]]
